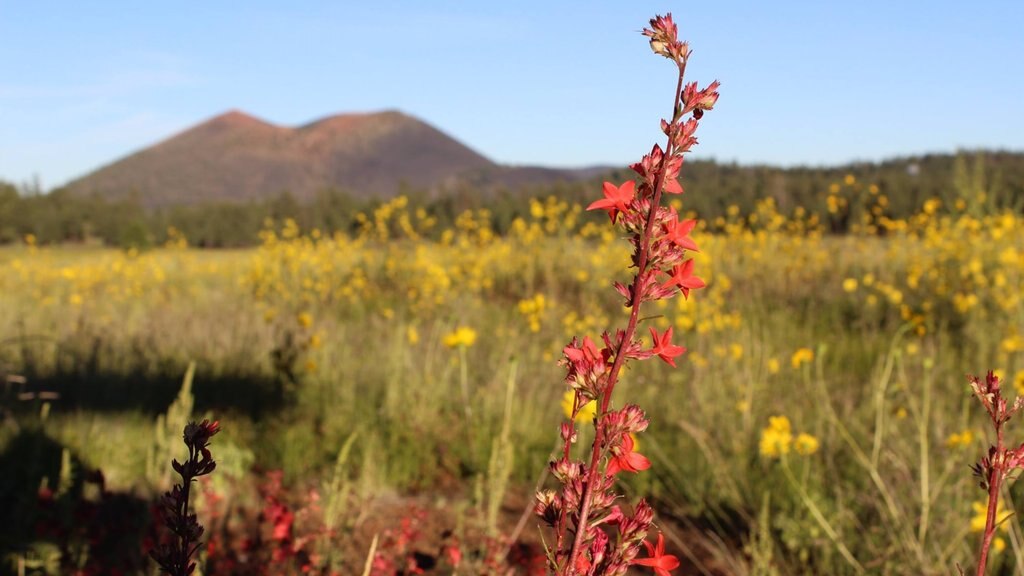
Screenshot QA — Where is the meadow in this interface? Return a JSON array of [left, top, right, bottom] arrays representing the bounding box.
[[2, 179, 1023, 575]]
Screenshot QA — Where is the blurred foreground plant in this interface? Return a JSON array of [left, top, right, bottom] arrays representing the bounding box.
[[533, 12, 719, 576], [150, 419, 221, 576], [962, 371, 1024, 576]]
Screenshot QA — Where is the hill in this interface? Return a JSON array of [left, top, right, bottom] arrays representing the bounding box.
[[62, 109, 604, 208]]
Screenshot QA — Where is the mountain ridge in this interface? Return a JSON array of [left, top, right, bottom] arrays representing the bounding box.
[[63, 109, 602, 208]]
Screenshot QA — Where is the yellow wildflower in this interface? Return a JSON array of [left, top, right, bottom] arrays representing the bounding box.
[[729, 343, 744, 360], [791, 348, 814, 369], [443, 326, 478, 348], [842, 278, 858, 293], [794, 433, 820, 456], [309, 332, 323, 349], [767, 358, 780, 375], [759, 416, 793, 459], [971, 500, 1012, 533], [297, 311, 313, 328], [945, 429, 973, 449], [994, 537, 1006, 554], [407, 325, 420, 345]]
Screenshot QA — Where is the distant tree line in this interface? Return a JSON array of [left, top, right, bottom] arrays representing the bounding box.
[[2, 151, 1022, 248]]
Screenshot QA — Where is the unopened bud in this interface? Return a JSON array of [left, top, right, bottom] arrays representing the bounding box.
[[561, 422, 578, 444]]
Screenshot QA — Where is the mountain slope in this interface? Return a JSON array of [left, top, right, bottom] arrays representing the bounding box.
[[64, 110, 588, 207]]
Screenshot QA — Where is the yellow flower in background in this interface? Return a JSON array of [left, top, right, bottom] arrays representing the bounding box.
[[945, 429, 974, 449], [309, 332, 323, 349], [443, 326, 477, 348], [1014, 370, 1024, 397], [406, 325, 420, 345], [794, 433, 820, 456], [993, 537, 1007, 554], [297, 311, 313, 328], [842, 278, 858, 293], [971, 500, 1012, 533], [791, 348, 814, 369], [561, 389, 596, 423], [766, 358, 780, 375], [729, 343, 744, 360], [759, 416, 793, 458]]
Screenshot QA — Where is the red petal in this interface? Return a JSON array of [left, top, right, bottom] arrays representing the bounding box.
[[663, 178, 684, 194]]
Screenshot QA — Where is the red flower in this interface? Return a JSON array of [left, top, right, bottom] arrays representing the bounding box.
[[632, 533, 680, 576], [606, 432, 651, 476], [563, 335, 603, 365], [662, 214, 698, 251], [587, 181, 636, 223], [661, 155, 684, 194], [649, 327, 685, 367], [661, 259, 705, 299]]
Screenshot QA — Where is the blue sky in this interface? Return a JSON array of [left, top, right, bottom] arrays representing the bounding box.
[[1, 1, 1022, 189]]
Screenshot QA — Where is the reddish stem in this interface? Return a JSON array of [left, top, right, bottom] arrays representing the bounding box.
[[976, 427, 1004, 576], [565, 64, 687, 575]]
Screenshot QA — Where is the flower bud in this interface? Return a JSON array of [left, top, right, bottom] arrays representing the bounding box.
[[561, 422, 578, 444]]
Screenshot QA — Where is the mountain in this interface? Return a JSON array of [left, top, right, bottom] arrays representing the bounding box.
[[63, 110, 605, 208]]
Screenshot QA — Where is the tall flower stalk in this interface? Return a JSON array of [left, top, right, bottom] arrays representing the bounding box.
[[534, 13, 719, 576], [963, 371, 1024, 576], [150, 419, 221, 576]]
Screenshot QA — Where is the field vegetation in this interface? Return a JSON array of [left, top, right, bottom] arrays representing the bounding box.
[[2, 169, 1023, 574]]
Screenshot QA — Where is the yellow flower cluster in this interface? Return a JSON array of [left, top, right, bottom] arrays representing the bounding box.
[[517, 294, 547, 333], [945, 429, 974, 449], [970, 500, 1012, 554], [759, 415, 819, 459]]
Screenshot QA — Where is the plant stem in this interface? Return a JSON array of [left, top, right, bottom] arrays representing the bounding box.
[[977, 427, 1004, 576], [177, 444, 196, 576], [566, 65, 687, 575]]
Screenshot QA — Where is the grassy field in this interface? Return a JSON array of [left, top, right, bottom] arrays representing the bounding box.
[[2, 188, 1024, 575]]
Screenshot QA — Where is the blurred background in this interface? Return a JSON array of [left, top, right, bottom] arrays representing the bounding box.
[[1, 1, 1023, 574]]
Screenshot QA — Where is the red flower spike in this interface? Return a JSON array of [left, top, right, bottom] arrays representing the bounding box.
[[606, 433, 651, 476], [649, 327, 685, 367], [662, 259, 705, 299], [632, 533, 680, 576], [587, 181, 636, 224]]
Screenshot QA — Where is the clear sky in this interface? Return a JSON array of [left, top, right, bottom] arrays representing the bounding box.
[[1, 0, 1022, 189]]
